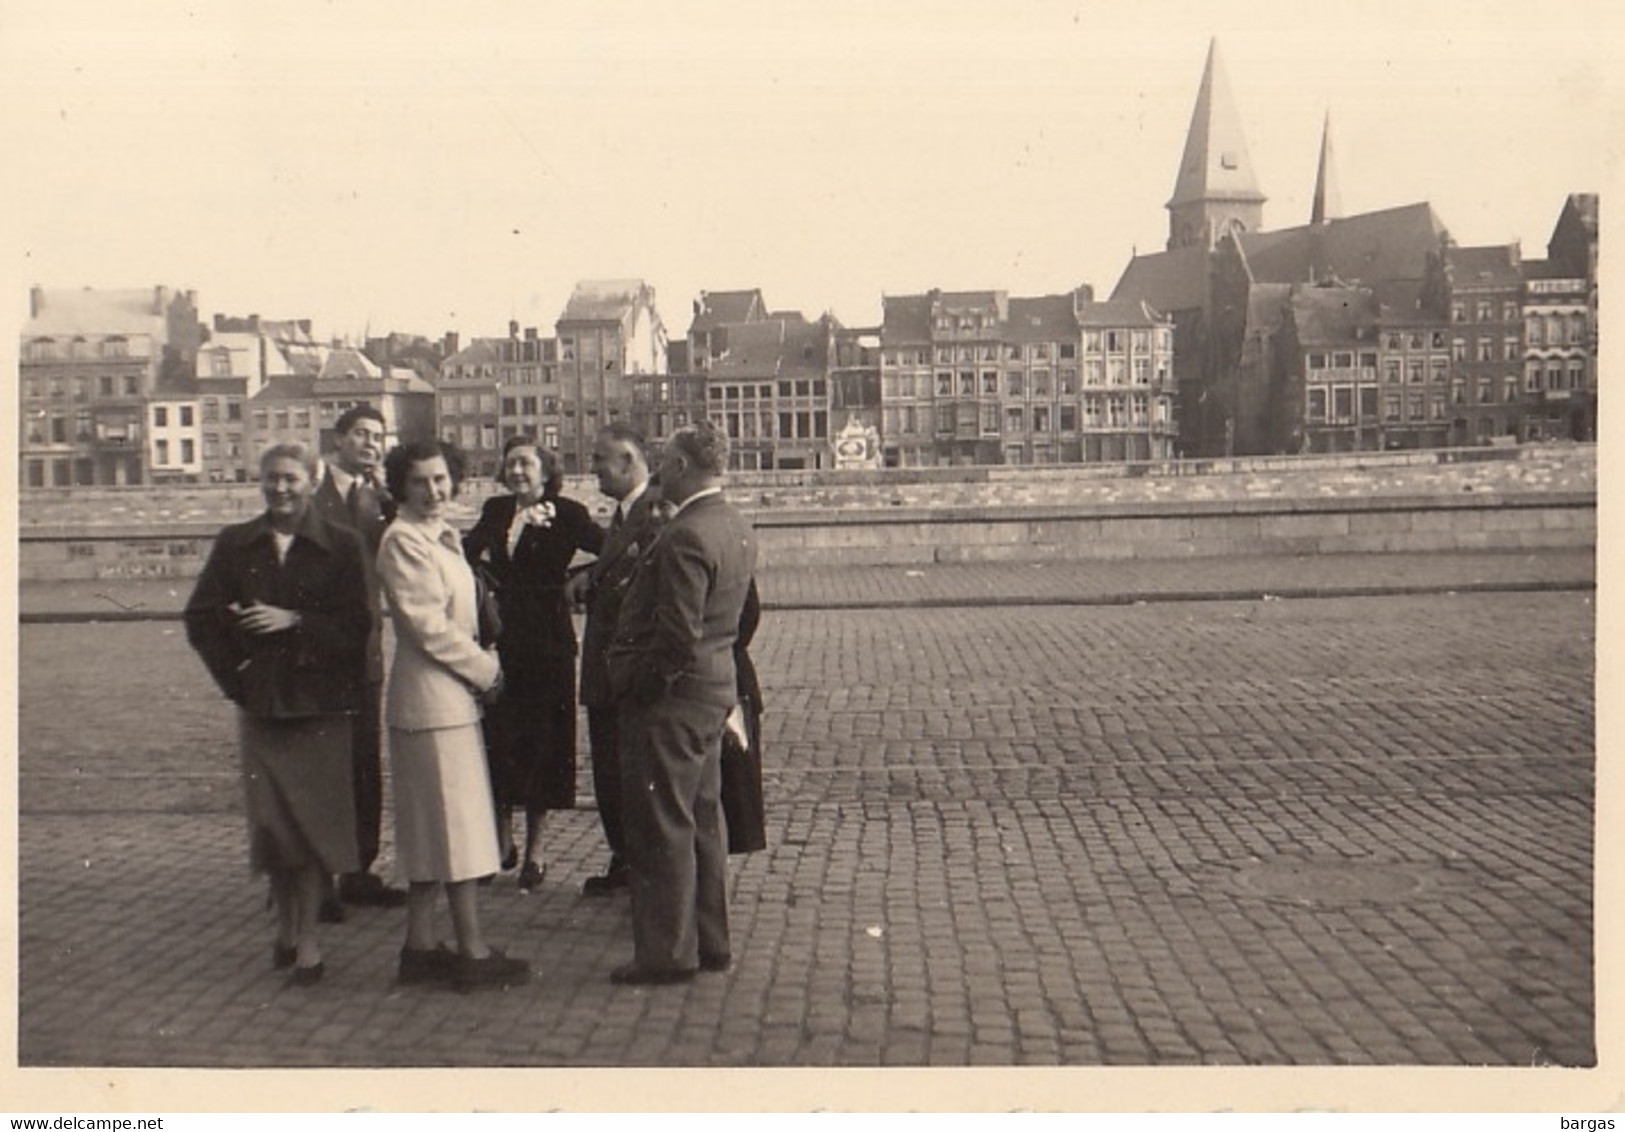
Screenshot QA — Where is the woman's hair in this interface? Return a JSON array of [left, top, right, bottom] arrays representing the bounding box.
[[258, 441, 320, 481], [495, 435, 564, 500], [383, 438, 466, 501]]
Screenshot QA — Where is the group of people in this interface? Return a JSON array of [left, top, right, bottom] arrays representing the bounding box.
[[184, 405, 761, 991]]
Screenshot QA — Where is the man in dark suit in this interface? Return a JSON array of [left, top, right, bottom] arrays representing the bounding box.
[[605, 419, 758, 985], [566, 423, 657, 897], [310, 403, 404, 913]]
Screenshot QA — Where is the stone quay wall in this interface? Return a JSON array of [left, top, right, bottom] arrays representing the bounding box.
[[16, 444, 1596, 580]]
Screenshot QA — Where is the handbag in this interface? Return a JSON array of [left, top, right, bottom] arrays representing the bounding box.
[[472, 563, 503, 648]]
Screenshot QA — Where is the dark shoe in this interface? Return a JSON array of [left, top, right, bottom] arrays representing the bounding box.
[[397, 943, 460, 986], [500, 846, 520, 872], [698, 951, 732, 973], [339, 872, 408, 908], [581, 865, 630, 897], [272, 943, 297, 970], [609, 963, 696, 986], [319, 896, 347, 924], [517, 861, 546, 894], [290, 961, 325, 986], [453, 948, 531, 991]]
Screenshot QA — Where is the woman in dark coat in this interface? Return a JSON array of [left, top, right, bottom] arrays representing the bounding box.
[[184, 442, 371, 985], [721, 578, 767, 854], [463, 436, 604, 891]]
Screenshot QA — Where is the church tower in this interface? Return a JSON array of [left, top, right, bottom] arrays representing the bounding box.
[[1166, 39, 1267, 251]]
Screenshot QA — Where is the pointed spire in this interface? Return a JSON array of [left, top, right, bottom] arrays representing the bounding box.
[[1167, 39, 1266, 210], [1311, 111, 1342, 225], [1166, 39, 1266, 250]]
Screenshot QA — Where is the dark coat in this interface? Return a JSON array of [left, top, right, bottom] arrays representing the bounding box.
[[577, 490, 660, 709], [463, 490, 605, 809], [462, 491, 605, 667], [184, 507, 372, 719], [311, 465, 392, 683], [722, 578, 766, 854], [607, 490, 758, 712]]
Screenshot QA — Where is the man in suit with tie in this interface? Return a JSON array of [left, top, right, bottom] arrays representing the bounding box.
[[311, 404, 405, 913], [605, 419, 758, 985], [567, 423, 656, 896]]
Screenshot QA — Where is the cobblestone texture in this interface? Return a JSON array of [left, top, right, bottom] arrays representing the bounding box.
[[16, 560, 1595, 1070]]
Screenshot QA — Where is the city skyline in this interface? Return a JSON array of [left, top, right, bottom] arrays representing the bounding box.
[[3, 0, 1616, 342]]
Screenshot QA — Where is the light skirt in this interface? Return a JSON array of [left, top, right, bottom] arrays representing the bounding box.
[[389, 724, 502, 883]]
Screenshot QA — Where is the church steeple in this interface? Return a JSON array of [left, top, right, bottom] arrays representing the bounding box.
[[1166, 39, 1267, 251], [1311, 111, 1341, 225]]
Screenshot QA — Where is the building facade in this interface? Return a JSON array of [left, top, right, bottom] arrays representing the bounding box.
[[552, 279, 668, 473], [20, 286, 200, 488], [879, 288, 1176, 467]]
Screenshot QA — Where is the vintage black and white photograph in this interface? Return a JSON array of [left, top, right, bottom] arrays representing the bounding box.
[[4, 0, 1616, 1114]]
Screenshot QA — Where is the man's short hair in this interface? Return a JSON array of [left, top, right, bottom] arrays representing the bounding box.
[[334, 404, 385, 435], [668, 418, 729, 476], [597, 421, 649, 464]]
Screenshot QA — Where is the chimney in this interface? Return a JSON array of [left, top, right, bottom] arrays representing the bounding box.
[[525, 326, 538, 341], [30, 286, 43, 319], [443, 331, 460, 356], [509, 319, 520, 339]]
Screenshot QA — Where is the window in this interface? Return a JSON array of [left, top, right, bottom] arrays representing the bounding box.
[[1503, 301, 1520, 322], [1059, 343, 1076, 360], [155, 439, 170, 465], [124, 375, 139, 395], [1430, 332, 1446, 350], [935, 372, 952, 397], [1130, 395, 1148, 426], [1105, 331, 1124, 353], [1359, 387, 1378, 420], [935, 405, 953, 434], [1332, 387, 1354, 423], [1383, 393, 1401, 422], [1525, 364, 1541, 393], [153, 406, 168, 427], [981, 404, 1000, 434], [1450, 300, 1466, 322], [1084, 360, 1103, 385], [1569, 361, 1587, 390], [227, 402, 242, 422], [1546, 364, 1563, 391], [1106, 395, 1125, 427], [1007, 372, 1025, 396], [1084, 331, 1102, 353], [274, 410, 289, 430], [99, 375, 115, 397], [1477, 338, 1494, 362], [1407, 360, 1424, 384], [1476, 301, 1493, 322], [1452, 379, 1467, 405], [1005, 407, 1025, 433], [958, 371, 975, 396], [50, 415, 67, 443], [1032, 406, 1051, 433], [1478, 376, 1494, 404], [1059, 368, 1077, 394], [1384, 360, 1401, 384], [1431, 359, 1448, 384], [1503, 375, 1519, 403], [180, 405, 195, 427], [1132, 358, 1149, 385], [1082, 397, 1101, 426], [1451, 338, 1467, 361], [981, 371, 999, 395], [180, 439, 195, 464], [1059, 405, 1077, 431], [502, 397, 518, 416], [1032, 370, 1051, 396], [1527, 319, 1544, 346]]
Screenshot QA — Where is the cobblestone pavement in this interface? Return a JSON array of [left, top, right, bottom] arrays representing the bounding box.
[[15, 554, 1596, 1077]]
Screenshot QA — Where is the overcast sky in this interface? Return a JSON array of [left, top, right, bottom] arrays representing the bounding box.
[[2, 0, 1619, 344]]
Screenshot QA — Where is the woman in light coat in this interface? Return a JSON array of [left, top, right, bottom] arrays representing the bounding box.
[[377, 438, 530, 991]]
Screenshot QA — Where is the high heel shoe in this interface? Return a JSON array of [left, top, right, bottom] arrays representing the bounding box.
[[500, 846, 520, 872], [517, 860, 545, 893]]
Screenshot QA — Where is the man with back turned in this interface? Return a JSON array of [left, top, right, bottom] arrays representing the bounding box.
[[605, 419, 757, 985]]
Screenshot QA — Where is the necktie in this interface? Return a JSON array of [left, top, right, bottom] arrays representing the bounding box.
[[611, 505, 624, 532]]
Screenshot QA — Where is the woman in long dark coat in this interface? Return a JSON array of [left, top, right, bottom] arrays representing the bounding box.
[[722, 578, 767, 854], [184, 442, 371, 985], [463, 436, 604, 891]]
